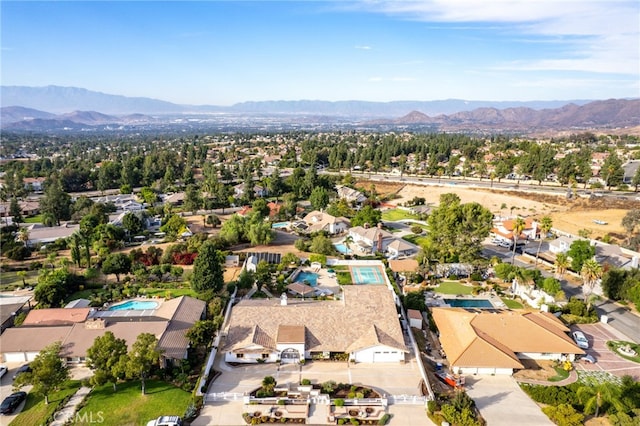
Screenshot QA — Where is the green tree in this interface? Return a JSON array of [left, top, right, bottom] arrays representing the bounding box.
[[160, 214, 188, 238], [102, 252, 132, 283], [255, 260, 272, 292], [246, 221, 274, 246], [555, 253, 570, 279], [236, 269, 255, 290], [511, 217, 526, 264], [219, 214, 246, 245], [122, 212, 144, 236], [191, 241, 224, 293], [13, 341, 69, 404], [120, 333, 161, 395], [9, 197, 23, 224], [86, 331, 128, 391], [34, 268, 75, 308], [309, 234, 336, 255], [350, 205, 381, 227], [205, 214, 221, 228], [577, 382, 624, 417], [632, 165, 640, 192], [581, 259, 603, 312], [621, 209, 640, 247], [535, 216, 553, 265], [601, 151, 624, 189], [186, 320, 216, 348], [139, 187, 157, 205], [39, 176, 72, 226], [309, 187, 330, 211], [568, 239, 595, 272]]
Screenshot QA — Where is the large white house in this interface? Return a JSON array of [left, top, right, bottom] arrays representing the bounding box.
[[348, 224, 418, 258], [222, 285, 408, 364], [295, 210, 350, 235]]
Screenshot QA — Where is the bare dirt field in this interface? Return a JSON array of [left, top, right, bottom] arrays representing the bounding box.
[[362, 180, 637, 243]]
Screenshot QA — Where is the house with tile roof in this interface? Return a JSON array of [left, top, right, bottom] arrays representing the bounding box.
[[222, 285, 408, 364], [336, 185, 367, 208], [431, 308, 584, 375], [491, 217, 538, 245], [348, 224, 419, 258], [0, 296, 205, 367], [295, 210, 350, 235]]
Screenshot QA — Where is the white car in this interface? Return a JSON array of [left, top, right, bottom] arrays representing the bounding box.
[[572, 331, 589, 349], [146, 416, 182, 426], [0, 365, 7, 379]]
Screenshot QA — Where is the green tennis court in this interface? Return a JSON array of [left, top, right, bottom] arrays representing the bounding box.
[[350, 265, 386, 285]]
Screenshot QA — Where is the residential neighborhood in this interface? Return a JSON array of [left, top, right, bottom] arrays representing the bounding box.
[[1, 129, 639, 426]]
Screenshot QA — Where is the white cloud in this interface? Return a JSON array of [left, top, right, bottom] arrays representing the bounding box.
[[354, 45, 372, 50], [356, 0, 639, 75]]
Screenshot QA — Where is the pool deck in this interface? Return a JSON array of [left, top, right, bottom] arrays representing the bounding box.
[[425, 292, 507, 309], [292, 267, 340, 297]]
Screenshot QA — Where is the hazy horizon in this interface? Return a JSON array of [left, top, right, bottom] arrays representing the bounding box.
[[2, 1, 638, 105]]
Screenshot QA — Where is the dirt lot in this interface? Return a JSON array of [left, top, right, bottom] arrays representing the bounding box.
[[362, 180, 636, 243]]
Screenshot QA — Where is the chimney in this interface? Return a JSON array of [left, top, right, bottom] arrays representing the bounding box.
[[84, 318, 106, 329], [364, 222, 370, 229], [377, 222, 383, 229], [377, 232, 383, 252], [280, 293, 288, 306]]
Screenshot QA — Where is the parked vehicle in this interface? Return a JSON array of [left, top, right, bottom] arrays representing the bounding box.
[[12, 364, 31, 380], [435, 371, 465, 389], [146, 416, 182, 426], [581, 354, 596, 364], [572, 331, 589, 349], [0, 391, 27, 415], [0, 366, 7, 379]]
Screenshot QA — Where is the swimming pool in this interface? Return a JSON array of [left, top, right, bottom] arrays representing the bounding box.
[[108, 300, 159, 311], [334, 243, 352, 254], [444, 298, 494, 308], [295, 271, 319, 287], [272, 222, 290, 229], [350, 265, 385, 285]]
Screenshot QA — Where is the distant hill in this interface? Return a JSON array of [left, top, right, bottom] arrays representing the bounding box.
[[1, 106, 56, 123], [0, 86, 186, 114], [1, 85, 598, 117], [380, 99, 640, 131]]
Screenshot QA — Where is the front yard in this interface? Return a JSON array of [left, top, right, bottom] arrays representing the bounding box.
[[432, 281, 474, 295], [74, 380, 192, 426], [10, 380, 81, 426]]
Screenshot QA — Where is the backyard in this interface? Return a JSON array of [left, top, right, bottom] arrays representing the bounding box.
[[432, 281, 474, 295], [380, 208, 420, 222]]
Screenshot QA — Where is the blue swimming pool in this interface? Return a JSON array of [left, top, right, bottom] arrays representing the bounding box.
[[295, 271, 319, 287], [351, 265, 385, 285], [108, 300, 159, 311], [444, 298, 494, 308], [272, 222, 290, 229], [334, 243, 352, 254]]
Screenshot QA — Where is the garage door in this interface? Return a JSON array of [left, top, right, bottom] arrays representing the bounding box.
[[372, 351, 399, 362], [26, 352, 39, 361], [3, 352, 27, 363]]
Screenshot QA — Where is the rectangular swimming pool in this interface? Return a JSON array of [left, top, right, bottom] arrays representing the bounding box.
[[272, 222, 290, 229], [350, 265, 385, 285], [444, 298, 494, 308], [295, 271, 319, 287]]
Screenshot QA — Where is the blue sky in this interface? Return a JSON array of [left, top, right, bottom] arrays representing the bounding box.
[[1, 1, 638, 105]]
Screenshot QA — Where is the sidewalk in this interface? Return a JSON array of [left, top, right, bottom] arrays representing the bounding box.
[[50, 386, 92, 426]]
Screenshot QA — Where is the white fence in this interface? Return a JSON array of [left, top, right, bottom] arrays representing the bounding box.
[[388, 394, 427, 405]]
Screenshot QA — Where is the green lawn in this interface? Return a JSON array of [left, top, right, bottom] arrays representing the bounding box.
[[432, 281, 473, 295], [381, 209, 419, 221], [0, 270, 39, 291], [402, 234, 430, 247], [501, 298, 524, 309], [74, 380, 191, 426], [141, 288, 197, 298], [22, 214, 43, 223], [548, 366, 570, 382], [10, 380, 81, 426]]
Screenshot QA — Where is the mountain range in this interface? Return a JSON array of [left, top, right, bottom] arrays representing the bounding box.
[[1, 85, 639, 133]]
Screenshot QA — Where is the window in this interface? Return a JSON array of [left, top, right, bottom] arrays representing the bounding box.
[[236, 353, 244, 359], [262, 353, 269, 359]]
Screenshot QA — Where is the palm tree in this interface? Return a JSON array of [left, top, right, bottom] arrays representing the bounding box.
[[343, 235, 354, 253], [511, 217, 526, 264], [535, 216, 553, 265], [555, 253, 569, 279], [581, 258, 603, 312], [16, 270, 27, 287], [17, 227, 30, 247], [577, 382, 624, 417]]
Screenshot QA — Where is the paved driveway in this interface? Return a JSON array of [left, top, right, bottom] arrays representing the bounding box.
[[572, 323, 640, 381], [0, 362, 31, 426], [464, 375, 552, 426], [194, 349, 430, 426]]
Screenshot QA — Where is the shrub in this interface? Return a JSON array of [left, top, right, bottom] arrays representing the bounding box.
[[520, 384, 579, 406], [338, 419, 346, 425], [427, 400, 440, 413], [335, 398, 345, 407], [378, 414, 391, 425], [301, 378, 311, 386], [350, 418, 359, 426], [542, 404, 584, 426], [410, 225, 423, 234]]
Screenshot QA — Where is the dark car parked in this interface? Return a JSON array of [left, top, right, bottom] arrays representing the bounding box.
[[0, 391, 27, 415], [12, 364, 31, 380]]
